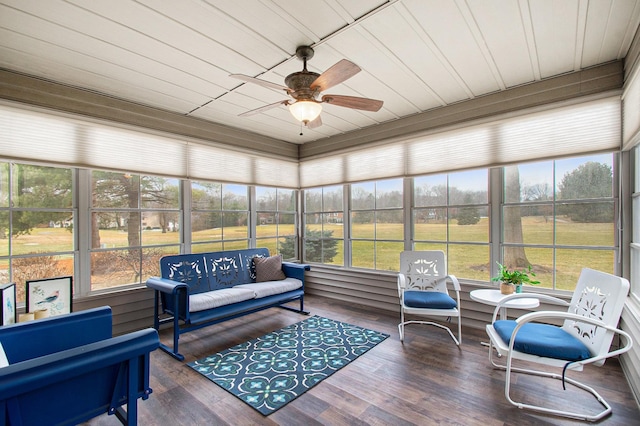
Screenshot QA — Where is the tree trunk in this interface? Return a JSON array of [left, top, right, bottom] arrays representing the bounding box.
[[125, 176, 141, 248], [503, 166, 530, 268], [91, 177, 101, 249]]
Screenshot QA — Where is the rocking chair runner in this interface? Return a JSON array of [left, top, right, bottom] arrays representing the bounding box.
[[485, 267, 633, 422], [397, 250, 461, 345]]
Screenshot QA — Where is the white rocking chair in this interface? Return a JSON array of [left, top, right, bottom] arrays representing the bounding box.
[[398, 250, 461, 345], [485, 267, 633, 422]]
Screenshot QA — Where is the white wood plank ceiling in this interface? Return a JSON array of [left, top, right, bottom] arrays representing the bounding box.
[[1, 0, 639, 144]]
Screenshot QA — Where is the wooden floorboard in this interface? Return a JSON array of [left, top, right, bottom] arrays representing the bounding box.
[[85, 294, 639, 425]]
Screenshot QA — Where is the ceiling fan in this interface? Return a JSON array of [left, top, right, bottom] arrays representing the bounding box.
[[230, 46, 383, 129]]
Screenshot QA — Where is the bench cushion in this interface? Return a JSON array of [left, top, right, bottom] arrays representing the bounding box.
[[189, 288, 256, 313], [235, 278, 302, 299]]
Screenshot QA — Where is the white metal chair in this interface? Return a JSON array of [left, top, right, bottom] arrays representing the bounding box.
[[485, 268, 633, 422], [398, 250, 461, 345]]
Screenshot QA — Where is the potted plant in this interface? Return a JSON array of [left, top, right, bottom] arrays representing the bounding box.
[[492, 262, 540, 294]]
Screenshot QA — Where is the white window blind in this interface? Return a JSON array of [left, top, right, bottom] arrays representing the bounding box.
[[300, 95, 621, 187], [0, 96, 620, 189], [299, 156, 345, 188], [0, 102, 299, 186], [187, 143, 299, 188], [346, 144, 405, 183], [187, 143, 253, 183], [84, 126, 187, 177], [623, 65, 640, 151], [1, 105, 81, 165], [253, 156, 299, 188], [406, 126, 492, 176]]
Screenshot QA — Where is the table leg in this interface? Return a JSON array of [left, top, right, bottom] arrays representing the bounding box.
[[499, 307, 507, 320]]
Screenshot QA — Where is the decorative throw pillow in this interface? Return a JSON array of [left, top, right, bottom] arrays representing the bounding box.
[[254, 255, 286, 282]]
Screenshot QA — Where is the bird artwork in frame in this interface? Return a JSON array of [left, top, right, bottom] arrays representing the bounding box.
[[26, 276, 73, 318], [1, 283, 17, 326]]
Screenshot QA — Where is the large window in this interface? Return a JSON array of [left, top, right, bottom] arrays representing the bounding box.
[[350, 179, 404, 271], [90, 171, 180, 291], [502, 153, 616, 290], [1, 161, 302, 303], [191, 182, 249, 253], [0, 163, 74, 303], [0, 151, 621, 301], [303, 185, 344, 265], [302, 154, 618, 293], [256, 186, 297, 259], [413, 169, 489, 280]]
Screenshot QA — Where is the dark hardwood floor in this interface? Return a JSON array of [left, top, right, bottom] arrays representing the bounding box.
[[86, 294, 639, 426]]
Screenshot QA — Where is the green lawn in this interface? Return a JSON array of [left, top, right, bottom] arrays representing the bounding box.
[[3, 216, 614, 291], [307, 216, 614, 289]]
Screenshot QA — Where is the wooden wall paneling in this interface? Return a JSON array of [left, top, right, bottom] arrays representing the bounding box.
[[73, 287, 155, 335]]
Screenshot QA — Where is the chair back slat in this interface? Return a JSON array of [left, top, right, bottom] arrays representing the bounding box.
[[563, 268, 629, 364], [399, 251, 448, 293]]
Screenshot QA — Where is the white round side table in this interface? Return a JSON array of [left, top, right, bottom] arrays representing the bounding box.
[[470, 288, 540, 320]]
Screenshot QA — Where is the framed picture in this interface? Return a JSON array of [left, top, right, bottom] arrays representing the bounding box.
[[1, 283, 16, 326], [26, 276, 73, 317]]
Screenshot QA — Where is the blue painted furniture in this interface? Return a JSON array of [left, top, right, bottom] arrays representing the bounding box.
[[0, 306, 159, 426], [146, 248, 310, 361]]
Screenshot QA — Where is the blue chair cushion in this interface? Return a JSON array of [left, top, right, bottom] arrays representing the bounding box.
[[493, 320, 592, 361], [404, 291, 457, 309]]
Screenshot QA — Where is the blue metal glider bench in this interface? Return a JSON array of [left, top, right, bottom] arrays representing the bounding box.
[[146, 248, 310, 361], [0, 306, 159, 426]]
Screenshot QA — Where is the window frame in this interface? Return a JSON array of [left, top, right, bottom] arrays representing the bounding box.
[[255, 185, 298, 260], [0, 162, 76, 303], [302, 185, 346, 266], [302, 153, 620, 293], [349, 178, 404, 271], [88, 170, 181, 294], [1, 150, 623, 303], [498, 154, 619, 291], [190, 181, 250, 253], [412, 169, 490, 281]]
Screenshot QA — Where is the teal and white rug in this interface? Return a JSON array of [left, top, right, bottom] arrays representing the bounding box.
[[188, 315, 389, 415]]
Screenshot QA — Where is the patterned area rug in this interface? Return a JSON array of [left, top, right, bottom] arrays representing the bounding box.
[[188, 315, 389, 415]]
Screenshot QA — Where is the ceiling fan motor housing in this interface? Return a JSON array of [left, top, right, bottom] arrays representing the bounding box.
[[285, 71, 321, 100]]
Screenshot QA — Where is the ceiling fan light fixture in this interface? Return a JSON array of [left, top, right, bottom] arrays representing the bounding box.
[[289, 100, 322, 123]]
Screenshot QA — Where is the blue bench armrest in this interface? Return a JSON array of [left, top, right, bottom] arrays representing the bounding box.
[[146, 277, 187, 294], [282, 262, 311, 282]]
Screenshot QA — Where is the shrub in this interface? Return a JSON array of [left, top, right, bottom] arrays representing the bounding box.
[[12, 254, 71, 303]]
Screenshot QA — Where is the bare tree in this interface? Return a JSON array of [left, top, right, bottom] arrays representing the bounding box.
[[503, 166, 531, 268]]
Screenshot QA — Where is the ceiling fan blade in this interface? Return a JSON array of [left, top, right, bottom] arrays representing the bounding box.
[[321, 94, 383, 112], [239, 100, 290, 117], [230, 74, 291, 93], [310, 59, 361, 92], [306, 115, 322, 129]]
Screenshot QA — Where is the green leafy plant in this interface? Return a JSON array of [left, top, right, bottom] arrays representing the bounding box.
[[491, 262, 540, 286]]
